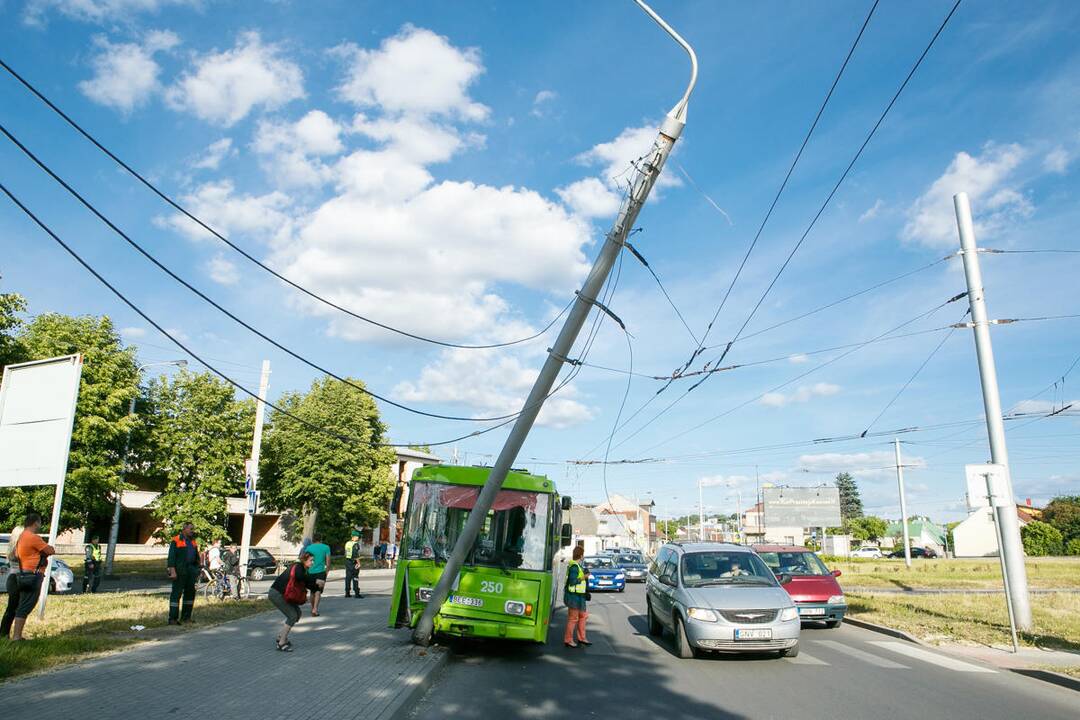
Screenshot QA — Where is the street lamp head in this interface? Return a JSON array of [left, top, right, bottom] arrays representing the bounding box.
[[634, 0, 698, 136]]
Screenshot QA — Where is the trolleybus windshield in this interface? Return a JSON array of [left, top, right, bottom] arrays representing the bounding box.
[[405, 482, 551, 571]]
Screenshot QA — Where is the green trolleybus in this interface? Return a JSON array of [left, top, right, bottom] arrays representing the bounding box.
[[388, 465, 572, 643]]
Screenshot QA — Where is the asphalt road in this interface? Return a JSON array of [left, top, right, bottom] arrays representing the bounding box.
[[409, 583, 1078, 720]]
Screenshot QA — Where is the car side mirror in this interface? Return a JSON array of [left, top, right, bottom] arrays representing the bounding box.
[[779, 574, 793, 585], [561, 496, 573, 511], [560, 523, 573, 548], [831, 569, 842, 577]]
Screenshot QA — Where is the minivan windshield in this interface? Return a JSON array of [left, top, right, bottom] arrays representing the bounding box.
[[680, 551, 777, 587], [756, 550, 831, 576]]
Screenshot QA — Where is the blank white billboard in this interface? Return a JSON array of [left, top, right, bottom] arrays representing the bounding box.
[[763, 486, 842, 528], [0, 355, 83, 487]]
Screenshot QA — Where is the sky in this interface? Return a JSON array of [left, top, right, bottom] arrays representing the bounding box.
[[2, 0, 1078, 525]]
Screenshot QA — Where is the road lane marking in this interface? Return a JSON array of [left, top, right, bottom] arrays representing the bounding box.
[[785, 652, 829, 666], [815, 639, 909, 668], [867, 641, 996, 673]]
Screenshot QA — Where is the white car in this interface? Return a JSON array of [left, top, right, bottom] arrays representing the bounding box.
[[851, 546, 883, 559], [0, 556, 75, 593]]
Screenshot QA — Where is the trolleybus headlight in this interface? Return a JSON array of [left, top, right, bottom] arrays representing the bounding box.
[[416, 587, 434, 602], [505, 600, 527, 616]]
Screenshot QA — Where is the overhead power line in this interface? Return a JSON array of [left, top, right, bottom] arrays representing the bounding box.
[[0, 57, 570, 351], [624, 238, 699, 344], [0, 180, 527, 449], [0, 122, 538, 424]]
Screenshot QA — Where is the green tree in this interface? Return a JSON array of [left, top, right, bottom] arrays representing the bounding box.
[[1041, 495, 1080, 544], [844, 516, 888, 542], [835, 472, 863, 522], [1020, 520, 1063, 557], [0, 292, 28, 370], [0, 313, 138, 533], [144, 370, 254, 542], [259, 376, 396, 543], [1065, 538, 1080, 556]]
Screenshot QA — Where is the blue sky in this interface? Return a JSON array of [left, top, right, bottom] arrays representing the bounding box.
[[2, 0, 1078, 524]]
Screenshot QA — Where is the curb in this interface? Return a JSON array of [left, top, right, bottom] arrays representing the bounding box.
[[378, 646, 450, 720], [842, 616, 924, 644], [1008, 667, 1080, 693]]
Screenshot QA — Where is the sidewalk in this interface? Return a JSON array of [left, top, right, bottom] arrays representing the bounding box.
[[3, 574, 446, 719]]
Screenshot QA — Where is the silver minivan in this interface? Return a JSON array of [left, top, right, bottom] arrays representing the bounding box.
[[645, 542, 801, 658]]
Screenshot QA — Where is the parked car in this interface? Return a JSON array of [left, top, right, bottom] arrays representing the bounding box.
[[0, 555, 74, 594], [613, 553, 648, 582], [645, 542, 800, 659], [245, 547, 279, 580], [581, 555, 625, 592], [851, 546, 883, 559], [888, 546, 938, 559], [752, 545, 845, 628]]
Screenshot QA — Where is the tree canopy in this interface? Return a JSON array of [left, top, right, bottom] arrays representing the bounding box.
[[144, 370, 254, 542], [844, 516, 888, 542], [259, 376, 396, 543], [835, 472, 863, 522], [1020, 520, 1063, 557], [0, 292, 27, 370], [1041, 495, 1080, 545]]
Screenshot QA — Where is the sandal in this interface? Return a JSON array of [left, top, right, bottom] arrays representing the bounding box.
[[276, 641, 293, 652]]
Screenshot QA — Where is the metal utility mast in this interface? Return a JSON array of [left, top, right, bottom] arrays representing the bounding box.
[[412, 0, 698, 646]]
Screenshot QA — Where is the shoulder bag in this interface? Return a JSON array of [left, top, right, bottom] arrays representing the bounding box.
[[283, 564, 308, 605]]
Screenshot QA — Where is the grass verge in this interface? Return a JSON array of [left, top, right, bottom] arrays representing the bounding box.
[[0, 592, 269, 681], [846, 591, 1080, 651], [829, 557, 1080, 590]]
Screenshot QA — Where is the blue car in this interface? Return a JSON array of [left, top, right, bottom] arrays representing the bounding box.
[[582, 555, 625, 592]]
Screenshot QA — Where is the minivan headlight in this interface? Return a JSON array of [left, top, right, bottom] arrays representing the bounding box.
[[828, 595, 846, 605], [779, 607, 799, 622], [687, 607, 718, 623]]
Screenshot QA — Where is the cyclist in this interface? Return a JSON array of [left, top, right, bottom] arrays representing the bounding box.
[[221, 544, 241, 598]]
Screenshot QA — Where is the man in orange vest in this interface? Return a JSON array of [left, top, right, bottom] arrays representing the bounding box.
[[166, 522, 201, 625]]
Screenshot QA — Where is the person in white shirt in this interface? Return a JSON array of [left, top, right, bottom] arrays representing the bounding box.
[[208, 539, 223, 573]]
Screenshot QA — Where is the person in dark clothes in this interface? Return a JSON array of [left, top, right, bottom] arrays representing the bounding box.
[[343, 529, 364, 599], [221, 544, 240, 599], [166, 522, 200, 625], [82, 535, 103, 593], [268, 552, 319, 651]]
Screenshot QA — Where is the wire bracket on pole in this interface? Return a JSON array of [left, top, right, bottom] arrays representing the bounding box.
[[574, 290, 628, 332], [546, 348, 583, 367]]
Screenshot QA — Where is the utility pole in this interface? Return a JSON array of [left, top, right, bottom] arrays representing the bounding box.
[[412, 0, 697, 646], [893, 439, 911, 568], [698, 478, 705, 541], [954, 192, 1032, 630], [239, 360, 270, 581]]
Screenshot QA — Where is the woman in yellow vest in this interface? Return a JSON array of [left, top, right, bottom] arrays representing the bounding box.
[[563, 546, 592, 648]]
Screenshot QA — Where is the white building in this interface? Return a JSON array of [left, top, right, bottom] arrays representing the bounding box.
[[953, 502, 1041, 558]]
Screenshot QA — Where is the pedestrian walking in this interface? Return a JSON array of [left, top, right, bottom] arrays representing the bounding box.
[[166, 522, 201, 625], [344, 529, 363, 599], [268, 551, 319, 652], [373, 541, 383, 565], [82, 534, 103, 593], [305, 533, 331, 616], [2, 513, 55, 641], [379, 541, 389, 569], [387, 541, 397, 569], [563, 546, 591, 648]]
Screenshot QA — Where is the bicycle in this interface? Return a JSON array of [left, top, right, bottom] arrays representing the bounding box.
[[203, 570, 251, 601]]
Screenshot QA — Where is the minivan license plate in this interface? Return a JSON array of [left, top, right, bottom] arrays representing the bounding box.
[[450, 595, 483, 607], [734, 628, 772, 641]]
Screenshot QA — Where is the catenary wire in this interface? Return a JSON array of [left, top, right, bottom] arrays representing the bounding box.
[[0, 122, 538, 424], [0, 57, 572, 351]]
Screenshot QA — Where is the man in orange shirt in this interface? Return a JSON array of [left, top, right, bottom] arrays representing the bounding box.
[[2, 513, 55, 640]]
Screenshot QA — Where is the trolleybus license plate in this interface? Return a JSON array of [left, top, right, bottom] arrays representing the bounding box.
[[450, 595, 483, 607]]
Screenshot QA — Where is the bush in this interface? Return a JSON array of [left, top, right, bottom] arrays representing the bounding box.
[[1065, 538, 1080, 557], [1021, 520, 1064, 556]]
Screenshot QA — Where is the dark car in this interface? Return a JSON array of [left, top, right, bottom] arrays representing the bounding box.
[[613, 553, 648, 582], [246, 547, 280, 580], [888, 547, 938, 559]]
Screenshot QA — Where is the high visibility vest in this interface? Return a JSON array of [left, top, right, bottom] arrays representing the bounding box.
[[345, 540, 358, 560], [89, 544, 103, 562], [566, 560, 587, 595]]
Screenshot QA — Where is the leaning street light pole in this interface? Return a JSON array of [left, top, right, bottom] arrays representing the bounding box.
[[953, 191, 1032, 630], [105, 359, 187, 575], [412, 0, 697, 646]]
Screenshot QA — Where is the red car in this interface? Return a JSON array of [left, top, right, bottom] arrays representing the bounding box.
[[751, 545, 846, 628]]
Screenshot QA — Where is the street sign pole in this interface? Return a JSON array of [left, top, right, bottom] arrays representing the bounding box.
[[954, 192, 1032, 630], [239, 360, 270, 580], [412, 0, 698, 647], [984, 471, 1020, 653], [894, 439, 911, 568]]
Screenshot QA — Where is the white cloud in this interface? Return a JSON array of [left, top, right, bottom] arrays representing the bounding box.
[[760, 382, 840, 408], [576, 124, 681, 192], [902, 143, 1032, 249], [192, 138, 233, 170], [394, 348, 592, 429], [699, 474, 750, 489], [788, 353, 809, 364], [161, 180, 293, 245], [24, 0, 200, 26], [253, 111, 346, 188], [351, 114, 471, 164], [858, 198, 884, 223], [166, 32, 304, 126], [120, 326, 147, 338], [798, 450, 925, 478], [555, 177, 621, 219], [334, 25, 488, 121], [531, 89, 557, 117], [1011, 399, 1078, 415], [1043, 146, 1070, 174], [78, 30, 179, 113], [206, 254, 239, 285]]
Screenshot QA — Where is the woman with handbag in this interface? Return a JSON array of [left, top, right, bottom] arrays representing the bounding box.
[[268, 551, 318, 652], [563, 546, 592, 648], [2, 513, 55, 641]]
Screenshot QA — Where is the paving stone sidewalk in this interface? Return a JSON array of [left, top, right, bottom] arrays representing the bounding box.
[[4, 576, 446, 720]]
